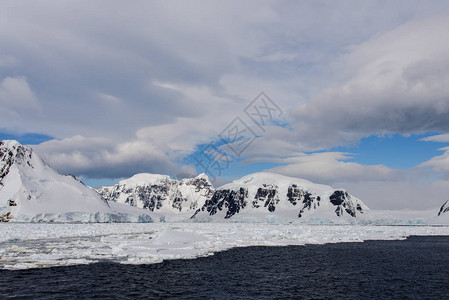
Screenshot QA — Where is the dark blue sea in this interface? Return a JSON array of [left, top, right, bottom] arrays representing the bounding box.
[[1, 235, 449, 299]]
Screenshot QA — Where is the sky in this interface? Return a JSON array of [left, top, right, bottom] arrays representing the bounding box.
[[2, 0, 449, 210]]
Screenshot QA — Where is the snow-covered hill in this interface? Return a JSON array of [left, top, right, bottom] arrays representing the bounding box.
[[0, 140, 159, 222], [97, 173, 214, 220], [191, 172, 369, 223]]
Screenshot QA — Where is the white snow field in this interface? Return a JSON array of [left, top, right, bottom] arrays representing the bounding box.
[[1, 223, 449, 270]]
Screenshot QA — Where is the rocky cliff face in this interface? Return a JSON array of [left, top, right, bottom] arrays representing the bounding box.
[[329, 190, 364, 217], [192, 187, 248, 219]]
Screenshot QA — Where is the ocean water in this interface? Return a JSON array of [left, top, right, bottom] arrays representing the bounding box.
[[1, 235, 448, 299]]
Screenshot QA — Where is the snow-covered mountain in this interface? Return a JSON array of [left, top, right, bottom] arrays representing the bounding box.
[[191, 172, 368, 223], [4, 139, 444, 225], [0, 140, 159, 222], [99, 172, 369, 223], [97, 173, 214, 219]]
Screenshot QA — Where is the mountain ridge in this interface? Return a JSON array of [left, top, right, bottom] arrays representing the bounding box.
[[97, 172, 214, 218], [97, 170, 369, 222], [191, 172, 368, 222], [1, 139, 448, 224]]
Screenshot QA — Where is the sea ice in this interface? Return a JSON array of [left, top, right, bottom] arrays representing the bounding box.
[[1, 223, 449, 270]]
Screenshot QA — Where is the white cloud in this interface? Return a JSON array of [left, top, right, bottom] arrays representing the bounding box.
[[34, 135, 194, 179], [0, 76, 39, 112], [421, 134, 449, 143], [261, 152, 402, 184], [419, 146, 449, 175]]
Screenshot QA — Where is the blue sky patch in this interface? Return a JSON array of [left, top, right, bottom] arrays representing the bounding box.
[[0, 132, 55, 145], [317, 133, 449, 169]]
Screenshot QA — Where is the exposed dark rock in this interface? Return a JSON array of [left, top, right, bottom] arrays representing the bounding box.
[[287, 184, 321, 218], [0, 212, 12, 222], [438, 200, 449, 216], [330, 190, 347, 206], [329, 190, 362, 217], [253, 184, 279, 212], [193, 188, 248, 219]]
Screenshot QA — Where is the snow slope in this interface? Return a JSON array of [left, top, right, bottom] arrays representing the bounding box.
[[0, 140, 160, 223], [192, 172, 368, 223]]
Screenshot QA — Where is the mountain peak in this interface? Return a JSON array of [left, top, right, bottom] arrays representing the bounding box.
[[0, 140, 22, 149], [118, 173, 170, 186], [221, 171, 334, 195], [1, 140, 36, 185], [193, 173, 209, 180], [0, 140, 29, 162]]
